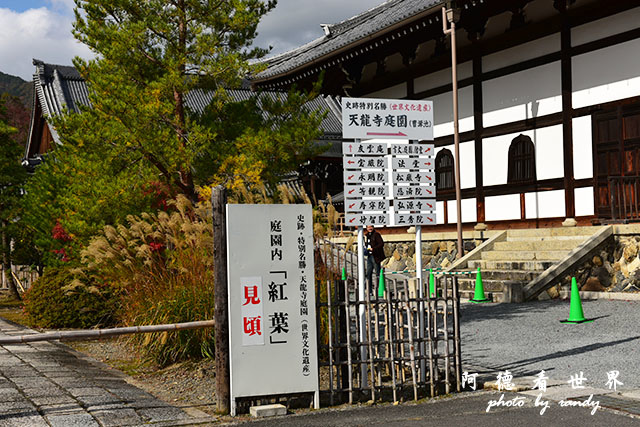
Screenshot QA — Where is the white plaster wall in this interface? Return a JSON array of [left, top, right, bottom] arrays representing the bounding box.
[[366, 83, 407, 99], [575, 187, 595, 217], [485, 194, 520, 221], [413, 61, 472, 94], [447, 198, 477, 223], [572, 6, 640, 47], [483, 62, 562, 128], [436, 201, 445, 225], [482, 124, 564, 185], [573, 116, 593, 180], [524, 190, 565, 219], [430, 87, 474, 136], [483, 33, 560, 73], [572, 38, 640, 109]]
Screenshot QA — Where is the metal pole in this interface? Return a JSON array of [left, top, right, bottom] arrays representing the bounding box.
[[443, 6, 464, 259], [357, 224, 368, 387], [416, 224, 426, 383]]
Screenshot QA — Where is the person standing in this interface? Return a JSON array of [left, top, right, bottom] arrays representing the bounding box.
[[364, 225, 385, 296]]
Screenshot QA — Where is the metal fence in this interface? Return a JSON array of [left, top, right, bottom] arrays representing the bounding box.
[[315, 242, 462, 405]]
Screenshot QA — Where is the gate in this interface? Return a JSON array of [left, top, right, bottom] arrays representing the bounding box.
[[315, 241, 462, 405]]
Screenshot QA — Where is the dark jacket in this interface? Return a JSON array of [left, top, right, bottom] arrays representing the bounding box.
[[365, 230, 385, 264]]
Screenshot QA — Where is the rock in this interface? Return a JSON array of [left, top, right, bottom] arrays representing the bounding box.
[[407, 242, 416, 257], [422, 255, 432, 266], [381, 258, 389, 268], [581, 277, 605, 292], [448, 249, 458, 261], [624, 242, 638, 262], [405, 257, 416, 270], [464, 241, 476, 252], [623, 284, 640, 292], [446, 241, 456, 253], [440, 258, 451, 268], [547, 284, 560, 299], [430, 242, 440, 255], [383, 243, 394, 258], [439, 241, 447, 252], [538, 291, 551, 301], [594, 267, 611, 287], [613, 262, 621, 272], [604, 260, 614, 274], [592, 255, 603, 267], [562, 218, 577, 227], [392, 249, 401, 261], [626, 257, 640, 275], [612, 277, 628, 292], [386, 259, 406, 272]]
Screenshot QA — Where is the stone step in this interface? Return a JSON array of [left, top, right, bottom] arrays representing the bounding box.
[[505, 235, 588, 242], [493, 239, 583, 251], [459, 289, 499, 302], [468, 260, 556, 271], [457, 278, 507, 292], [481, 250, 567, 261], [459, 269, 539, 281], [505, 226, 599, 238]]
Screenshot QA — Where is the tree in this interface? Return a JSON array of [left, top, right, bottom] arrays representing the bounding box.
[[70, 0, 323, 201], [0, 99, 28, 299]]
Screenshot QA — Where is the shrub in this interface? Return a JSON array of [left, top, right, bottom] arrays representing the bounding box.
[[23, 267, 120, 329], [82, 195, 215, 366]]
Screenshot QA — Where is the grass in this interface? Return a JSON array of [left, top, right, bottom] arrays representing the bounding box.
[[0, 296, 28, 326]]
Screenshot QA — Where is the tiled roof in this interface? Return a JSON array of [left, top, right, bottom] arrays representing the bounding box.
[[25, 60, 344, 164], [255, 0, 444, 81]]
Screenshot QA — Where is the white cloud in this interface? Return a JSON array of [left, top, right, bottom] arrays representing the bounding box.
[[0, 6, 92, 80]]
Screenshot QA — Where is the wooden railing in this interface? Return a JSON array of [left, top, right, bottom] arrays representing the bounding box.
[[609, 176, 640, 222]]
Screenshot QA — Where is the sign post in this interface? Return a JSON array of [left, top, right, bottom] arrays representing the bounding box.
[[342, 97, 436, 390], [226, 204, 319, 415]]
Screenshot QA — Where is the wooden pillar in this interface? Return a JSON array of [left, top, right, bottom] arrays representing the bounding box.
[[559, 2, 576, 218], [212, 186, 230, 414], [473, 54, 485, 223]]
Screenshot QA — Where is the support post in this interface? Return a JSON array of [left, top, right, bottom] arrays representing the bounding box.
[[443, 6, 464, 259], [213, 186, 230, 414], [357, 225, 368, 387], [415, 224, 426, 383]]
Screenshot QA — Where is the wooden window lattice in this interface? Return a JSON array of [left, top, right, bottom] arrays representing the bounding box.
[[507, 134, 536, 184]]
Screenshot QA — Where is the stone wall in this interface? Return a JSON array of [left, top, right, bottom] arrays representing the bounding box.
[[380, 239, 480, 273], [546, 235, 640, 297]]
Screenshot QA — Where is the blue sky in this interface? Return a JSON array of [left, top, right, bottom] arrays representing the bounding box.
[[0, 0, 383, 80]]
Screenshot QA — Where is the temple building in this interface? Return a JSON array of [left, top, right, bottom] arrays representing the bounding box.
[[252, 0, 640, 229]]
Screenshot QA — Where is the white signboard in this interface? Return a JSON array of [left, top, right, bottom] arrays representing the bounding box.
[[344, 170, 390, 184], [390, 143, 434, 156], [345, 198, 390, 213], [395, 199, 436, 212], [226, 204, 319, 415], [345, 184, 390, 198], [342, 142, 387, 156], [392, 156, 434, 170], [392, 170, 435, 184], [342, 97, 434, 140], [345, 213, 389, 226], [394, 184, 436, 198], [394, 212, 437, 225], [343, 156, 388, 170]]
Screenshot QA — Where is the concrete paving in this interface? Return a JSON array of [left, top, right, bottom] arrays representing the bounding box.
[[0, 318, 215, 426]]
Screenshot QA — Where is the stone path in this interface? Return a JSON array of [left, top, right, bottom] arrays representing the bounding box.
[[0, 318, 215, 426]]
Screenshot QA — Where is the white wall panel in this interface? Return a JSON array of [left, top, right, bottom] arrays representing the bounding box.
[[447, 198, 477, 224], [366, 83, 407, 99], [485, 194, 520, 221], [430, 86, 474, 136], [573, 38, 640, 109], [573, 116, 593, 180], [483, 62, 562, 128], [414, 61, 473, 94], [575, 187, 595, 217], [483, 33, 560, 73], [436, 201, 445, 225], [572, 7, 640, 47]]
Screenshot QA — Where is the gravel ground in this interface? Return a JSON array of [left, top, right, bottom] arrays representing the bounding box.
[[460, 299, 640, 389]]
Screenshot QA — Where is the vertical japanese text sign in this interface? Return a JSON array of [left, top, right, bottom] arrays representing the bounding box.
[[226, 204, 319, 415]]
